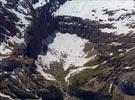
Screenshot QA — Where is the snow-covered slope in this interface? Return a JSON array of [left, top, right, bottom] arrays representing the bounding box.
[[1, 0, 32, 33], [0, 0, 32, 60], [54, 0, 135, 35], [36, 32, 96, 70]]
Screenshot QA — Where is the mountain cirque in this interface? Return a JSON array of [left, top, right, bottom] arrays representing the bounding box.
[[0, 0, 135, 100]]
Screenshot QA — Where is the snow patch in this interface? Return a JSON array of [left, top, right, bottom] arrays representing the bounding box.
[[33, 0, 49, 9], [109, 83, 113, 93], [0, 0, 7, 4], [11, 75, 17, 79], [126, 47, 135, 52], [0, 92, 13, 100], [37, 32, 95, 70], [35, 60, 56, 81], [124, 66, 132, 69], [8, 36, 24, 44], [0, 42, 13, 60], [0, 42, 13, 55], [110, 53, 113, 56], [7, 7, 31, 33], [124, 65, 135, 70], [108, 42, 121, 46], [11, 8, 31, 26]]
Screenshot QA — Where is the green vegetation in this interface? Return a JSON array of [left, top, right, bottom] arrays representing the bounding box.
[[121, 48, 135, 61], [68, 78, 112, 100], [67, 65, 112, 100], [70, 65, 108, 84], [84, 59, 100, 66], [45, 62, 77, 82]]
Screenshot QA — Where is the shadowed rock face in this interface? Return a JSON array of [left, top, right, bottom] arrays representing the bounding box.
[[122, 82, 135, 96], [117, 72, 135, 96], [25, 0, 67, 59], [0, 3, 19, 42], [55, 16, 117, 44], [25, 7, 51, 58], [2, 60, 23, 72], [55, 16, 101, 43]]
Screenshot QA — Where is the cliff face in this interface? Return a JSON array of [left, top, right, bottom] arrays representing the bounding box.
[[25, 6, 52, 58], [25, 0, 67, 58], [55, 16, 102, 43]]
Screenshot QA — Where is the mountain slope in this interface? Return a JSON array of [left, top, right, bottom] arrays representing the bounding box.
[[0, 0, 135, 100], [54, 0, 135, 35]]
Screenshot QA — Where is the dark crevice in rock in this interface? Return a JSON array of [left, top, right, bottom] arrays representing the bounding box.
[[2, 60, 23, 72]]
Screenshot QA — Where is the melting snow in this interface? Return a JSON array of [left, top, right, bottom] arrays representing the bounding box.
[[35, 60, 56, 81], [54, 0, 135, 35], [37, 32, 95, 70]]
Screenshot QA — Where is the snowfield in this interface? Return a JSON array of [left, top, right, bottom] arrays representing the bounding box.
[[54, 0, 135, 35], [36, 32, 96, 71]]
